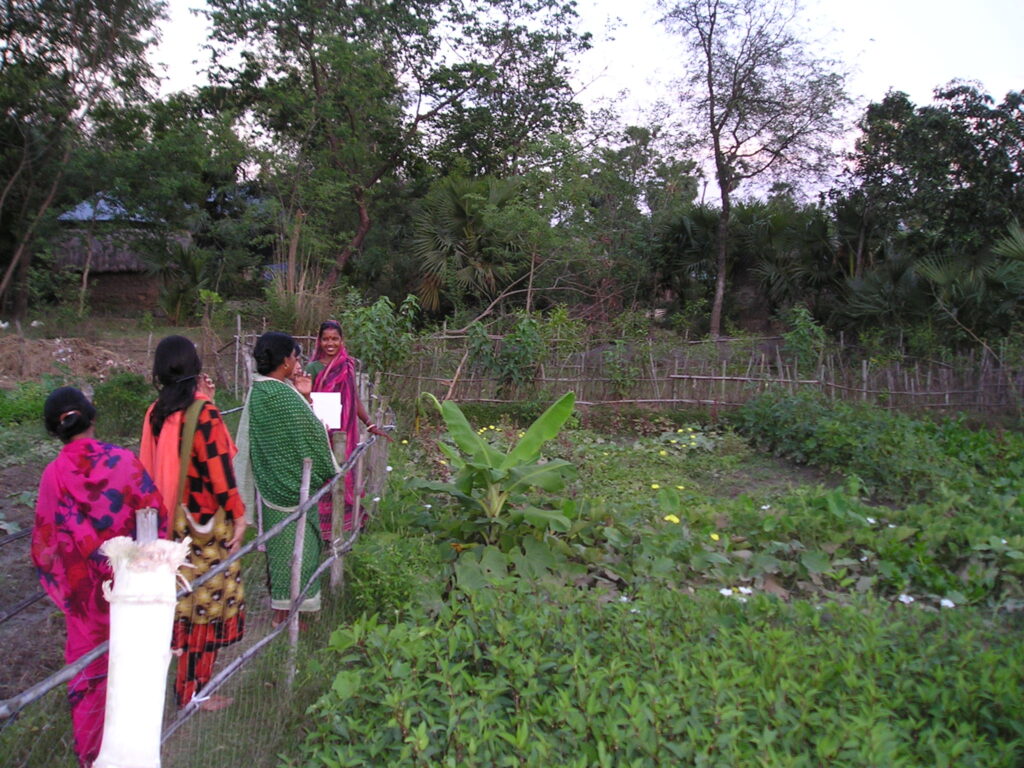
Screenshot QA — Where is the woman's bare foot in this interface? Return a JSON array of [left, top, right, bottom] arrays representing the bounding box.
[[197, 694, 234, 712]]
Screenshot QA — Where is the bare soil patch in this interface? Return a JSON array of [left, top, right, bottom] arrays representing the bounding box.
[[0, 335, 149, 388]]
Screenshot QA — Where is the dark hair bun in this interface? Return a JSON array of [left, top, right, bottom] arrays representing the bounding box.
[[44, 387, 96, 443], [253, 331, 296, 375]]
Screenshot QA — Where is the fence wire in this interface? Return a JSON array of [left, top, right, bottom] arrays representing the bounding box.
[[0, 413, 392, 768]]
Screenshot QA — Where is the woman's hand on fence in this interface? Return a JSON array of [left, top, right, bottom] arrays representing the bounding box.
[[367, 424, 393, 442], [228, 516, 247, 554]]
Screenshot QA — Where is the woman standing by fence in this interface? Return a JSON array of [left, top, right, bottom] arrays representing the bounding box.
[[305, 320, 389, 539], [139, 335, 246, 711], [33, 387, 164, 767], [234, 331, 337, 627]]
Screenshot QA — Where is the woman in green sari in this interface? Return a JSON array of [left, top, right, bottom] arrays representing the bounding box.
[[235, 331, 337, 626]]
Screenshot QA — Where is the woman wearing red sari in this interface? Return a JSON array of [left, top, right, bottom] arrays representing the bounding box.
[[32, 387, 164, 767], [305, 320, 389, 539], [139, 335, 246, 712]]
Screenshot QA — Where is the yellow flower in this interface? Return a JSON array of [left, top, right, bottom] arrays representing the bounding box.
[[651, 483, 660, 490], [670, 439, 677, 444], [401, 439, 409, 445], [710, 532, 720, 541], [663, 514, 680, 524], [518, 432, 525, 438], [488, 425, 496, 430], [659, 450, 667, 456], [676, 485, 685, 490], [676, 428, 684, 433]]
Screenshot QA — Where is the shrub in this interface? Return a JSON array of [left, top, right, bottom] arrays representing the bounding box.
[[733, 389, 961, 501], [344, 531, 443, 619], [92, 371, 152, 440], [0, 380, 48, 426]]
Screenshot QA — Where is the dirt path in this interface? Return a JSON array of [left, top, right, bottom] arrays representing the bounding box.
[[0, 463, 65, 699]]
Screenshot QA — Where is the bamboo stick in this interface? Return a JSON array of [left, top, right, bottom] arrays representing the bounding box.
[[287, 458, 313, 689]]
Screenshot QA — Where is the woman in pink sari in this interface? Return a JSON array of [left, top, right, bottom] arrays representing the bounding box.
[[305, 320, 389, 539], [32, 387, 164, 767]]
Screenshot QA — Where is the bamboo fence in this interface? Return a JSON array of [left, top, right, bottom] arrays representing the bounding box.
[[375, 335, 1024, 417]]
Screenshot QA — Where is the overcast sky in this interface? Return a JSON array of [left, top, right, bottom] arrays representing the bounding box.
[[155, 0, 1024, 116]]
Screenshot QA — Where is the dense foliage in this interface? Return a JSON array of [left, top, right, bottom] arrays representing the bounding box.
[[294, 585, 1024, 767], [2, 2, 1022, 359]]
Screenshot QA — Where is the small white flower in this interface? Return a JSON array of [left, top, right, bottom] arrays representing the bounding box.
[[887, 524, 896, 529], [629, 608, 640, 614], [423, 503, 432, 509], [385, 465, 393, 472], [719, 588, 733, 597], [860, 555, 868, 562], [738, 586, 753, 595], [760, 504, 771, 511], [866, 517, 877, 525], [30, 320, 43, 327], [372, 496, 381, 503], [1001, 538, 1008, 545], [736, 596, 748, 603], [898, 594, 914, 604], [940, 598, 956, 609], [618, 595, 631, 603]]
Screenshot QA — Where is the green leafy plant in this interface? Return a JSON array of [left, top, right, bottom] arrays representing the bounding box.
[[293, 585, 1024, 768], [92, 371, 152, 440], [0, 380, 48, 425], [339, 294, 419, 375], [344, 531, 443, 619], [466, 313, 544, 396], [602, 339, 642, 398], [411, 392, 577, 584], [781, 304, 826, 371]]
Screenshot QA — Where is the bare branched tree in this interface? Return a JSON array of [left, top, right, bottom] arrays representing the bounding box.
[[660, 0, 848, 336]]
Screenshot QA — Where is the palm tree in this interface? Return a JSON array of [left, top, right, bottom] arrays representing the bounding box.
[[411, 175, 524, 313]]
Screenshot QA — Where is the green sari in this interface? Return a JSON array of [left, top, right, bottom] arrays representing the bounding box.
[[235, 376, 337, 611]]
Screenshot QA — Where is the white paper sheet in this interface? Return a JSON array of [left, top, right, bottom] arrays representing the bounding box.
[[310, 392, 342, 430]]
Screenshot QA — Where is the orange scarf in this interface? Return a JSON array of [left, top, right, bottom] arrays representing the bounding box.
[[139, 394, 225, 533]]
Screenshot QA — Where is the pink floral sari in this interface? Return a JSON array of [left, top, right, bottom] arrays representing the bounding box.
[[32, 438, 164, 767]]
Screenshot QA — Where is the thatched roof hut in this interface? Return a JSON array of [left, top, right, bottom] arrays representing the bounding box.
[[51, 197, 167, 312]]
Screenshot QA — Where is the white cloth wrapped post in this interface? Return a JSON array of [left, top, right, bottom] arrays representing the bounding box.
[[94, 537, 190, 768]]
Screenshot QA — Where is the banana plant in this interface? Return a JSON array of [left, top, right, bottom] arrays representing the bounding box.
[[413, 392, 577, 550]]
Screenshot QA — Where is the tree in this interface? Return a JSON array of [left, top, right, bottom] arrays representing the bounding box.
[[0, 0, 166, 316], [659, 0, 847, 337], [412, 174, 527, 313], [200, 0, 589, 286], [846, 84, 1024, 260]]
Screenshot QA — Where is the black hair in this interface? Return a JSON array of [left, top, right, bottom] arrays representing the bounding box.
[[317, 320, 343, 339], [150, 335, 201, 434], [253, 331, 296, 375], [44, 387, 96, 443]]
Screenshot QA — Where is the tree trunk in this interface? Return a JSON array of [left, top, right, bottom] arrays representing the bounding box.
[[324, 186, 371, 288], [709, 191, 731, 339]]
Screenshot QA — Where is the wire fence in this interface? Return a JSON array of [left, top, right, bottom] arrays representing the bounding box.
[[0, 380, 393, 768]]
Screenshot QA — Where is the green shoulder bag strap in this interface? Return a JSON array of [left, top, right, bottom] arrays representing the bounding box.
[[174, 399, 206, 533]]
